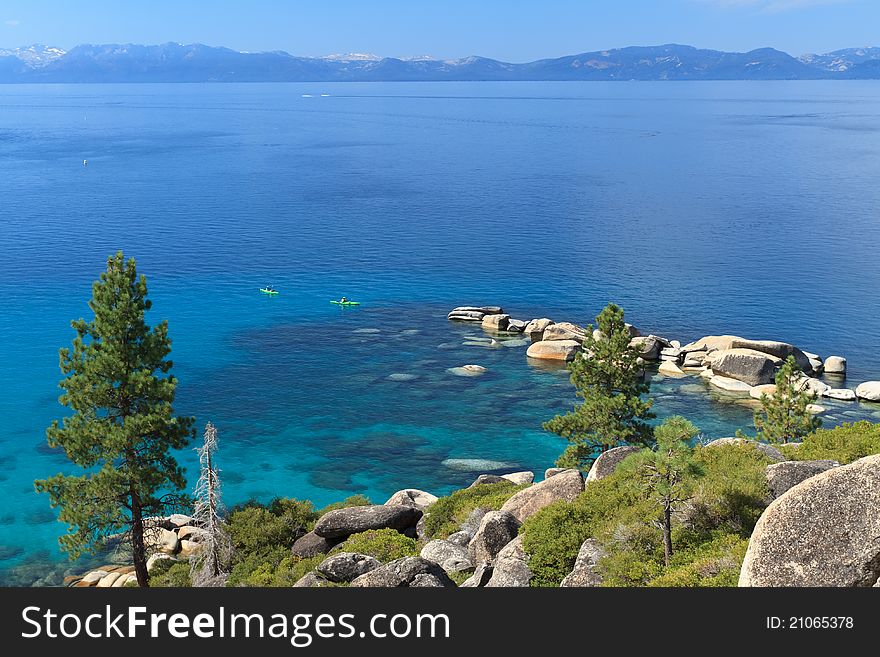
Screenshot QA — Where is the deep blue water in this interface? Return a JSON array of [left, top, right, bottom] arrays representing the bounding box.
[[2, 81, 880, 584]]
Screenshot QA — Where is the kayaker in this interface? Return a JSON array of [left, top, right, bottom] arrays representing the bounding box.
[[340, 296, 348, 303]]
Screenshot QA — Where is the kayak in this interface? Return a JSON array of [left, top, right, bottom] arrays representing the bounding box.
[[260, 288, 279, 295], [330, 300, 360, 306]]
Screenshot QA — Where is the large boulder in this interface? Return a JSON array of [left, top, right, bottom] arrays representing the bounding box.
[[316, 552, 381, 583], [729, 339, 812, 372], [524, 318, 554, 343], [739, 455, 880, 587], [824, 356, 846, 375], [485, 537, 532, 587], [765, 460, 839, 500], [420, 539, 473, 574], [500, 469, 585, 522], [384, 489, 438, 510], [586, 446, 642, 482], [560, 538, 606, 587], [350, 557, 455, 587], [703, 437, 786, 463], [482, 313, 511, 331], [710, 349, 779, 386], [313, 505, 422, 540], [468, 511, 520, 565], [291, 531, 342, 557], [542, 322, 588, 344], [855, 381, 880, 402], [526, 340, 581, 361]]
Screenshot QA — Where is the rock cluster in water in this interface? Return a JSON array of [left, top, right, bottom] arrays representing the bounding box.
[[447, 305, 880, 405]]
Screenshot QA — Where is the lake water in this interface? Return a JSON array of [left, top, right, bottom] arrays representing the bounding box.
[[1, 81, 880, 584]]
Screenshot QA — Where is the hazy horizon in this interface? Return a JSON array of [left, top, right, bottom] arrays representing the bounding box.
[[1, 0, 878, 63]]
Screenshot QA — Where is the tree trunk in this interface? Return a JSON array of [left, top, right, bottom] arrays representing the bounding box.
[[131, 492, 150, 587], [663, 502, 673, 567]]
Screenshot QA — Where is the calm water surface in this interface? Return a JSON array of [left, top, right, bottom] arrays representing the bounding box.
[[1, 81, 879, 583]]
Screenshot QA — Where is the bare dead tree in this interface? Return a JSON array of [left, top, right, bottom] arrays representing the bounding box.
[[190, 421, 233, 587]]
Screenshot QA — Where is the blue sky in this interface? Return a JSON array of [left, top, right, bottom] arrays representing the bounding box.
[[1, 0, 876, 61]]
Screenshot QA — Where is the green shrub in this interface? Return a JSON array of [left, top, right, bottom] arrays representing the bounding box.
[[521, 472, 648, 587], [782, 421, 880, 464], [688, 443, 773, 536], [149, 559, 192, 587], [317, 495, 372, 516], [228, 553, 324, 587], [423, 482, 527, 539], [340, 528, 419, 562], [647, 533, 748, 587], [521, 440, 774, 587]]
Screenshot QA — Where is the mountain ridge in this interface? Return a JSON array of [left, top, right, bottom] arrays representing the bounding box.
[[2, 42, 880, 82]]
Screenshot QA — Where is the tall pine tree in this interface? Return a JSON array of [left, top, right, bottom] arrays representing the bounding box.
[[35, 252, 194, 586], [544, 303, 654, 469], [753, 355, 821, 444]]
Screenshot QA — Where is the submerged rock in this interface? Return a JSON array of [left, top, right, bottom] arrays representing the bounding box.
[[740, 455, 880, 587], [442, 458, 517, 472], [387, 373, 418, 382], [447, 364, 487, 377]]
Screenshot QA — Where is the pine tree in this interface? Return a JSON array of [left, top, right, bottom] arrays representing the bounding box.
[[35, 252, 194, 587], [190, 421, 232, 587], [626, 416, 703, 566], [753, 355, 821, 444], [543, 303, 654, 470]]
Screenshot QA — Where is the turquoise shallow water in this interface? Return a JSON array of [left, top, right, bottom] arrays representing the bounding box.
[[1, 81, 880, 584]]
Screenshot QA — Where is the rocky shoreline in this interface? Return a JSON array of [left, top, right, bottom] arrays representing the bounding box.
[[65, 304, 880, 588], [68, 443, 880, 587]]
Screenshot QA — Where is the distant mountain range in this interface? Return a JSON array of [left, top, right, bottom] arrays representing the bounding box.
[[2, 43, 880, 82]]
